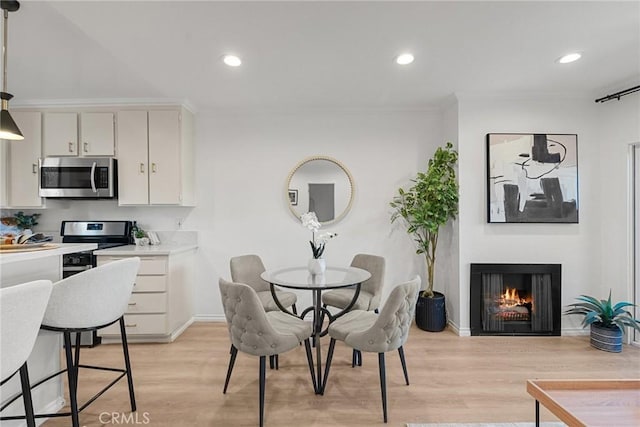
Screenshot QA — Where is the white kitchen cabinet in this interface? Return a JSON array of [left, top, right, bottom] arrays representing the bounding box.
[[116, 107, 195, 206], [79, 112, 115, 156], [96, 250, 195, 343], [43, 112, 114, 157], [1, 111, 45, 208]]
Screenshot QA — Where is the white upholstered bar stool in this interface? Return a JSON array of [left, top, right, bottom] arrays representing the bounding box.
[[0, 280, 53, 427], [219, 278, 315, 427], [322, 276, 421, 423], [39, 257, 140, 427]]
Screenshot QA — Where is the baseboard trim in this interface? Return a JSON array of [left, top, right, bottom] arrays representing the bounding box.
[[193, 314, 226, 322]]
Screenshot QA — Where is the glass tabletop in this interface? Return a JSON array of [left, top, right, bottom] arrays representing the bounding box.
[[261, 266, 371, 290]]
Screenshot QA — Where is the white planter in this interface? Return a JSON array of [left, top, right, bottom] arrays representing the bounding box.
[[308, 258, 326, 275], [134, 237, 150, 246]]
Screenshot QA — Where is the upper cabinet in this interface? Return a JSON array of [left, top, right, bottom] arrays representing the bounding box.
[[117, 107, 195, 206], [1, 111, 45, 208], [43, 112, 114, 157]]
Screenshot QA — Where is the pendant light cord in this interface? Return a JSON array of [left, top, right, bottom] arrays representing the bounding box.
[[3, 8, 8, 94]]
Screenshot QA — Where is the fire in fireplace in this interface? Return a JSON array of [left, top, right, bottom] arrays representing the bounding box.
[[470, 264, 561, 336]]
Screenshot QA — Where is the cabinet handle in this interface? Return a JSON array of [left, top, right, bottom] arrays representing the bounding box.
[[125, 324, 137, 328], [84, 142, 89, 152], [152, 163, 157, 173], [128, 302, 137, 306], [32, 164, 37, 174], [68, 142, 73, 153], [139, 163, 145, 173]]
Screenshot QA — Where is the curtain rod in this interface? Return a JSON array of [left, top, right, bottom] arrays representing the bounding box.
[[594, 85, 640, 103]]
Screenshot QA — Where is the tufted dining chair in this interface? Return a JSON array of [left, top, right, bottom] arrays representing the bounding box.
[[321, 253, 385, 366], [230, 254, 298, 314], [219, 278, 315, 427], [0, 280, 53, 427], [322, 276, 421, 423]]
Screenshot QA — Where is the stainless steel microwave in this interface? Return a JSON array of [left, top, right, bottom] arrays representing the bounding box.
[[39, 157, 117, 198]]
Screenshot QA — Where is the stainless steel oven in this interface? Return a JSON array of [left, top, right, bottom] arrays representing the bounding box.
[[61, 220, 133, 346], [39, 157, 117, 199]]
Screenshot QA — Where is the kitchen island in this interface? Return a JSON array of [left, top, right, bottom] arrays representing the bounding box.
[[1, 243, 96, 426]]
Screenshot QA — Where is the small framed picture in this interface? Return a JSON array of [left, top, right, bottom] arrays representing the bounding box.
[[288, 189, 298, 206]]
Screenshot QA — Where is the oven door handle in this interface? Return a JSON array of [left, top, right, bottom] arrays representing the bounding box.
[[90, 161, 97, 193], [63, 266, 93, 272]]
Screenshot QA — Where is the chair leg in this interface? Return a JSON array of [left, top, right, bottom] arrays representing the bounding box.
[[18, 363, 36, 427], [378, 352, 388, 423], [398, 346, 409, 385], [63, 332, 80, 427], [292, 304, 298, 315], [352, 349, 362, 367], [321, 338, 336, 395], [259, 356, 266, 427], [303, 339, 317, 393], [223, 345, 238, 394], [119, 318, 137, 412]]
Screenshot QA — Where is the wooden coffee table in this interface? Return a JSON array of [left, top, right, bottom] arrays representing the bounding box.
[[526, 379, 640, 427]]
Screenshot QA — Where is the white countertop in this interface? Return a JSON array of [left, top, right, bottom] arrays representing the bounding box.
[[0, 243, 97, 265], [94, 243, 198, 256]]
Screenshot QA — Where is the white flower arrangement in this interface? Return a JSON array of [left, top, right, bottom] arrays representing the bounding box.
[[300, 212, 338, 259]]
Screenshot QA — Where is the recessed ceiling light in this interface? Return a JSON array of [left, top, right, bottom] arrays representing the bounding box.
[[395, 53, 414, 65], [222, 54, 242, 67], [557, 52, 582, 64]]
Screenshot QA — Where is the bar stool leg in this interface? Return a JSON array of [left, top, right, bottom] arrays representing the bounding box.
[[18, 363, 36, 427], [63, 332, 80, 427], [119, 317, 137, 412]]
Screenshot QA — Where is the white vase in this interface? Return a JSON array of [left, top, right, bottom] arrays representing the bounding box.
[[308, 258, 326, 275]]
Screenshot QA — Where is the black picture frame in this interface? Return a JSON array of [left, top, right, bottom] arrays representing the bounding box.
[[288, 189, 298, 206], [486, 133, 579, 223]]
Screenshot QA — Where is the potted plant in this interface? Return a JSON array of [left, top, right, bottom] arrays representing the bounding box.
[[13, 211, 40, 232], [390, 142, 459, 331], [564, 290, 640, 352]]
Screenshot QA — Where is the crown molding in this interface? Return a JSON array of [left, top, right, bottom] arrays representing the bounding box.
[[12, 98, 199, 114]]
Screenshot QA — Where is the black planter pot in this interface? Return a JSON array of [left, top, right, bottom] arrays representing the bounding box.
[[590, 323, 623, 353], [415, 291, 446, 332]]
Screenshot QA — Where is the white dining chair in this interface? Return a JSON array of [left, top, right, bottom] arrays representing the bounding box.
[[322, 276, 421, 423], [322, 253, 385, 366], [219, 278, 315, 427]]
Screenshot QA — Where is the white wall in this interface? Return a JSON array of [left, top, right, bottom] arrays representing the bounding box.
[[192, 109, 443, 318], [456, 95, 602, 335], [594, 95, 640, 306]]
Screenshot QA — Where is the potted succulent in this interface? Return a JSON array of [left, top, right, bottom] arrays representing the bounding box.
[[390, 142, 459, 331], [13, 211, 40, 232], [564, 290, 640, 352]]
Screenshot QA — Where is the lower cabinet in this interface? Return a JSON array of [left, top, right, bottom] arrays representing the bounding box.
[[96, 251, 194, 343]]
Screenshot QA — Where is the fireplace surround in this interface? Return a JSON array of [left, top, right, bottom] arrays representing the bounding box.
[[470, 263, 561, 336]]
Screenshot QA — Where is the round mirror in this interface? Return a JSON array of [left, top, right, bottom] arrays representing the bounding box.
[[286, 156, 354, 224]]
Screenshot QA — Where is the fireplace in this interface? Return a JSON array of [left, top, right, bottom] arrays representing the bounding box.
[[470, 264, 561, 336]]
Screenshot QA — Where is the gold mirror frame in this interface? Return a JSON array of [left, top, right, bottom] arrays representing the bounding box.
[[286, 156, 355, 225]]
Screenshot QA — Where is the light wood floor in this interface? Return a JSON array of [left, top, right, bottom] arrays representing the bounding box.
[[41, 322, 640, 427]]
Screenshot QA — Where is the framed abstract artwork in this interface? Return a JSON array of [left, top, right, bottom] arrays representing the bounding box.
[[486, 133, 578, 223]]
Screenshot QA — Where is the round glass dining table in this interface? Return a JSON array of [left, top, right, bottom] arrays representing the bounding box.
[[260, 266, 371, 394]]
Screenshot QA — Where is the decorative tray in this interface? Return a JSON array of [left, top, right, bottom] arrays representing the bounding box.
[[0, 243, 58, 252]]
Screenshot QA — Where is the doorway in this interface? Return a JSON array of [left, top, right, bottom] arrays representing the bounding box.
[[634, 144, 640, 345]]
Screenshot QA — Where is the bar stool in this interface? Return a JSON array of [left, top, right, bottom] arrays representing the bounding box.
[[39, 257, 140, 427], [0, 280, 53, 427]]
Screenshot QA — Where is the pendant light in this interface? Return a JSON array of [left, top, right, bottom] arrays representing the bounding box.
[[0, 0, 23, 140]]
